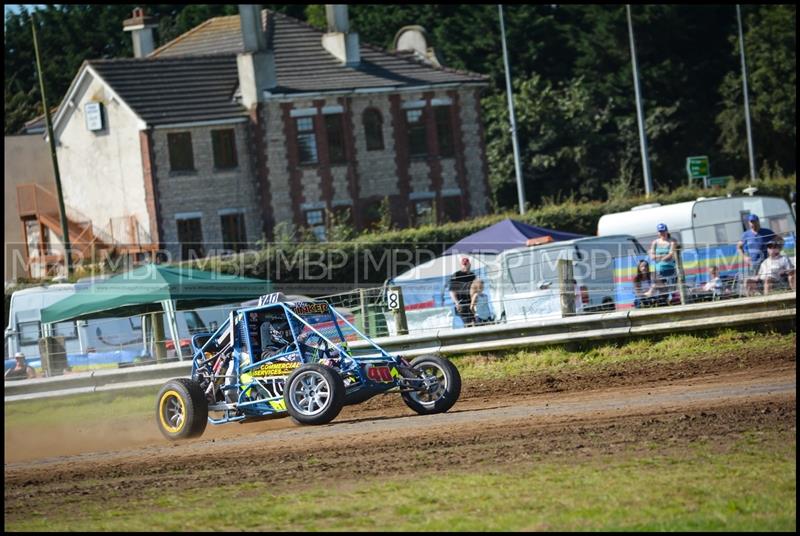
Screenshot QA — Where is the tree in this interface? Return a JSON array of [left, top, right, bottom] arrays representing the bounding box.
[[716, 4, 796, 177], [483, 75, 616, 208]]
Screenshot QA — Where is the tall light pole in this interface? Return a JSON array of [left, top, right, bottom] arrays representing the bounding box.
[[32, 13, 73, 276], [499, 4, 526, 215], [626, 4, 654, 197], [736, 4, 757, 182]]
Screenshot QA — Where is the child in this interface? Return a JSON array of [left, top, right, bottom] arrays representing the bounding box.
[[469, 278, 494, 325]]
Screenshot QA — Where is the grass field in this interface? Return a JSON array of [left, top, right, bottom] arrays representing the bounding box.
[[8, 434, 795, 531]]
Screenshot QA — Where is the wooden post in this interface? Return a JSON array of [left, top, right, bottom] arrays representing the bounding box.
[[388, 286, 408, 336], [358, 287, 370, 336], [558, 259, 576, 316], [675, 243, 687, 305], [152, 312, 166, 362]]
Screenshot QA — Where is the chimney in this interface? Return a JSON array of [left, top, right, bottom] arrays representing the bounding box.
[[123, 7, 158, 58], [322, 5, 360, 67], [237, 5, 277, 108], [393, 26, 442, 67]]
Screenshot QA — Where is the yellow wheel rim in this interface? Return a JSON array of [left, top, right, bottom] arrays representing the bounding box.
[[159, 390, 186, 434]]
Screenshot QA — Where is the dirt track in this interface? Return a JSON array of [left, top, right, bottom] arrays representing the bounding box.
[[4, 346, 796, 523]]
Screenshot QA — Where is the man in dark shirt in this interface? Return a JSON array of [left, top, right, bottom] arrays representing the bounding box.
[[737, 214, 778, 275], [449, 257, 476, 327], [4, 352, 37, 381]]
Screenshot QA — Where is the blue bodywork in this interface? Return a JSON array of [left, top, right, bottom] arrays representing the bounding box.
[[189, 299, 410, 425]]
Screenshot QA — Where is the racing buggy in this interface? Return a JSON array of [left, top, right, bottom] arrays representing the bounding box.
[[156, 293, 461, 440]]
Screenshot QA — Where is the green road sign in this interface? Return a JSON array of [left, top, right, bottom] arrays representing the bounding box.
[[687, 156, 710, 180], [707, 175, 732, 187]]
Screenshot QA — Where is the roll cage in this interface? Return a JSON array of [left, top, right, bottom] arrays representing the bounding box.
[[188, 299, 403, 424]]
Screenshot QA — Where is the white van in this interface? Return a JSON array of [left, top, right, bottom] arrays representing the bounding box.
[[4, 282, 232, 372], [494, 235, 646, 322], [597, 195, 796, 248]]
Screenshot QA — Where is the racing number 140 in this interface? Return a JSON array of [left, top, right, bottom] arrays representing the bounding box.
[[365, 365, 393, 383]]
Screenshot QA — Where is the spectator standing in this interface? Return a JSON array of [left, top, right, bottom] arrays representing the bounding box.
[[449, 257, 476, 327], [746, 241, 796, 295], [5, 352, 37, 381], [470, 278, 494, 324], [649, 223, 678, 298], [737, 214, 778, 276]]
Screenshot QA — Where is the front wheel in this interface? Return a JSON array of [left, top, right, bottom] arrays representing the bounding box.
[[156, 378, 208, 440], [284, 364, 345, 425], [401, 355, 461, 415]]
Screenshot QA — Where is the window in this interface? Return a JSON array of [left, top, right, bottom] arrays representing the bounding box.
[[325, 114, 347, 164], [176, 217, 205, 260], [183, 311, 207, 335], [363, 108, 384, 151], [412, 199, 435, 226], [305, 209, 326, 241], [167, 132, 194, 172], [406, 109, 427, 157], [25, 220, 41, 259], [506, 252, 540, 294], [441, 196, 462, 223], [331, 205, 353, 226], [211, 129, 238, 169], [435, 106, 454, 157], [296, 117, 318, 164], [19, 321, 41, 345], [129, 317, 143, 332], [54, 321, 77, 339], [362, 200, 383, 230], [220, 212, 247, 252]]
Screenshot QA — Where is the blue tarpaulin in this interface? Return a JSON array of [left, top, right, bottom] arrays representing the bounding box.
[[444, 219, 585, 255]]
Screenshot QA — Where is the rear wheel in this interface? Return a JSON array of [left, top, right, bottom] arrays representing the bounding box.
[[156, 378, 208, 440], [401, 355, 461, 415], [284, 364, 345, 425]]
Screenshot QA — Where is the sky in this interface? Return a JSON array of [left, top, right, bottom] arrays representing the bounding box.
[[4, 4, 48, 16]]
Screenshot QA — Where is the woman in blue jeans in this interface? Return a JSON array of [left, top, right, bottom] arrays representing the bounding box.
[[649, 223, 678, 298]]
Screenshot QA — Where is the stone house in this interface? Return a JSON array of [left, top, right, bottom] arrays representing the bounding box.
[[44, 5, 490, 263]]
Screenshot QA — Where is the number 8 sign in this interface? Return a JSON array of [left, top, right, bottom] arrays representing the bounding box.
[[387, 289, 401, 311]]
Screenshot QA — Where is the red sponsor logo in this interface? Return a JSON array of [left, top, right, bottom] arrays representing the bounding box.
[[365, 365, 393, 383]]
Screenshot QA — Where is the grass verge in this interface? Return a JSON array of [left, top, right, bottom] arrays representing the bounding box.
[[456, 328, 795, 380], [8, 433, 795, 531]]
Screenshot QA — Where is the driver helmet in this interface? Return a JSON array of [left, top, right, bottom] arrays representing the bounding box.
[[269, 322, 291, 346]]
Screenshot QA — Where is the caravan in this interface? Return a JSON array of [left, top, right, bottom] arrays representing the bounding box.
[[4, 282, 231, 373], [597, 195, 796, 293], [597, 195, 796, 249]]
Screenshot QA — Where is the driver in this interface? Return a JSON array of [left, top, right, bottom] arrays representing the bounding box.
[[259, 319, 293, 359]]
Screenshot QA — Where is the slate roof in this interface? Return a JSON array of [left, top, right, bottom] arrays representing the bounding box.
[[81, 10, 487, 126], [88, 55, 244, 126], [150, 11, 488, 93]]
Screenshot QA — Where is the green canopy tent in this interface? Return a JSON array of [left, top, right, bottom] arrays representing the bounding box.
[[40, 264, 272, 360]]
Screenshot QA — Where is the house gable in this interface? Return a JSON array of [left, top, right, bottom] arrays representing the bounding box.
[[52, 63, 147, 142], [54, 67, 152, 244]]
